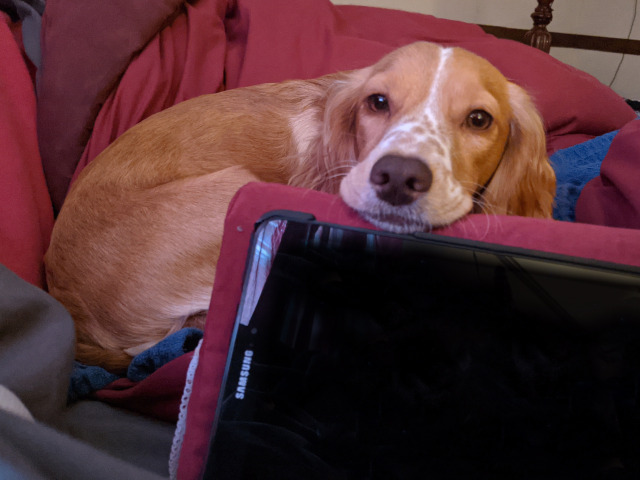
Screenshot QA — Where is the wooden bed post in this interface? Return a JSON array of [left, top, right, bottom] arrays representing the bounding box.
[[524, 0, 554, 52]]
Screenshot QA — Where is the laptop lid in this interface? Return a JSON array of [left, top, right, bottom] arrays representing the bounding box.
[[202, 211, 640, 479]]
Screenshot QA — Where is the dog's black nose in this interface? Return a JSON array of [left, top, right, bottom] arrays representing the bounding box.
[[370, 155, 432, 206]]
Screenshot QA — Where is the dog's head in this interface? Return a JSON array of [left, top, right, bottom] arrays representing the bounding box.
[[326, 42, 555, 233]]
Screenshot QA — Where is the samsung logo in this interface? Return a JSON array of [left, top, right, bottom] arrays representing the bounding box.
[[235, 350, 253, 400]]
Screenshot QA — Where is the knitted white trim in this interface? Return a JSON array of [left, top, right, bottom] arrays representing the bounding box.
[[168, 339, 202, 480]]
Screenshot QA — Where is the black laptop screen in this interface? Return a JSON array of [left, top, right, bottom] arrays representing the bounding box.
[[203, 216, 640, 480]]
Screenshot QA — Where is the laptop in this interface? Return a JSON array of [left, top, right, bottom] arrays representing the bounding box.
[[202, 211, 640, 479]]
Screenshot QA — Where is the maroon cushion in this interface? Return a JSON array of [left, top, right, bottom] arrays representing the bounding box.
[[37, 0, 185, 211]]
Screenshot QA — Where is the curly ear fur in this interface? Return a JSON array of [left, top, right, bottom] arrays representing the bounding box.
[[287, 70, 368, 194], [482, 83, 556, 218], [302, 68, 371, 193], [322, 69, 368, 159]]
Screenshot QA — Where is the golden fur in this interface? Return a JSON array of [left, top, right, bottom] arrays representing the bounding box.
[[45, 42, 555, 371]]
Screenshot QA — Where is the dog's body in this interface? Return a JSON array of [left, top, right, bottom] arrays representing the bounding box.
[[45, 42, 555, 371]]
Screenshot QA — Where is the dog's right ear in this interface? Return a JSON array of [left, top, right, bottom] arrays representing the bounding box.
[[482, 82, 555, 218]]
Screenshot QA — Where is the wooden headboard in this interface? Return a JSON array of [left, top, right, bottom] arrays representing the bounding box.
[[481, 0, 640, 55]]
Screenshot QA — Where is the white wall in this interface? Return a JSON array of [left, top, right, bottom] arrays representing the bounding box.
[[331, 0, 640, 100]]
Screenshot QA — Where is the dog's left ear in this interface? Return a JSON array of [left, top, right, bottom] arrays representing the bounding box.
[[293, 69, 366, 193], [483, 83, 556, 218], [306, 68, 370, 193], [322, 69, 368, 160]]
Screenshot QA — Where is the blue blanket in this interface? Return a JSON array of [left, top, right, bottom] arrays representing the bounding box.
[[69, 327, 203, 401], [551, 130, 618, 222]]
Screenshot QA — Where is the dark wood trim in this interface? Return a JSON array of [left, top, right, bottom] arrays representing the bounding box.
[[479, 25, 529, 44], [552, 32, 640, 55], [479, 25, 640, 55], [523, 0, 554, 52]]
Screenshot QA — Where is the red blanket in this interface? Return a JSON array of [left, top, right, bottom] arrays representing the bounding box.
[[3, 0, 637, 452]]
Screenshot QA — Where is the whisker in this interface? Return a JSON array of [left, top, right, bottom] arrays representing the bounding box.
[[307, 164, 353, 191], [324, 164, 353, 175], [455, 179, 507, 239], [459, 180, 500, 213], [424, 221, 434, 234]]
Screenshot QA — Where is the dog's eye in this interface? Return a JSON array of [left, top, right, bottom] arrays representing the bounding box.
[[367, 94, 390, 113], [466, 110, 493, 130]]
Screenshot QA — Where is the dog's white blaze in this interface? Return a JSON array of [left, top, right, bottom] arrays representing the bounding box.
[[376, 46, 453, 165], [402, 47, 453, 171], [424, 47, 452, 126], [420, 46, 453, 168]]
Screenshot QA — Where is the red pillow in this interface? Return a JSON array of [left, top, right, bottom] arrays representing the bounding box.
[[38, 0, 635, 212], [0, 14, 53, 288]]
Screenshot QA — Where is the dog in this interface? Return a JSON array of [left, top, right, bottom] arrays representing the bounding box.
[[45, 42, 556, 372]]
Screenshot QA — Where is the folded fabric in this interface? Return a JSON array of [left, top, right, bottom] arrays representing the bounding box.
[[0, 14, 53, 288], [0, 385, 34, 422], [93, 352, 195, 423], [577, 118, 640, 228], [0, 265, 74, 421], [69, 328, 203, 402]]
